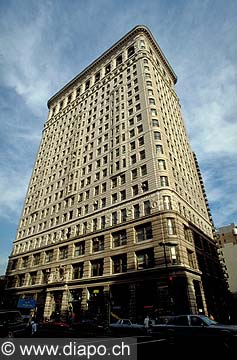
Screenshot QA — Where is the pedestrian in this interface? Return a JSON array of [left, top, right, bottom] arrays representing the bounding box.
[[31, 317, 38, 335], [144, 315, 150, 329], [209, 313, 215, 321]]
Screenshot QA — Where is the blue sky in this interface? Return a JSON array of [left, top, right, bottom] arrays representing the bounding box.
[[0, 0, 236, 274]]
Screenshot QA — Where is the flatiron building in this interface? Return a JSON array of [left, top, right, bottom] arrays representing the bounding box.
[[5, 25, 229, 323]]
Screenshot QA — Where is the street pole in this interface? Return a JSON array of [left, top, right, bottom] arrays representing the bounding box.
[[159, 241, 172, 315]]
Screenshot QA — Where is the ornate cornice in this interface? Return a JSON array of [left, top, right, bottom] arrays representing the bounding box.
[[47, 25, 177, 108]]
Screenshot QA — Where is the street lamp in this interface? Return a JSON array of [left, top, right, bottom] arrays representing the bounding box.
[[159, 241, 178, 314]]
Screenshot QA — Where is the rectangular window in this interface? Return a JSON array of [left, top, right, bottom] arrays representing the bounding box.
[[102, 182, 107, 192], [112, 211, 118, 226], [141, 180, 149, 192], [170, 246, 178, 264], [158, 159, 166, 170], [33, 254, 40, 266], [135, 223, 153, 242], [120, 174, 125, 184], [140, 150, 146, 160], [140, 39, 146, 49], [144, 200, 151, 215], [91, 259, 104, 276], [163, 196, 172, 210], [92, 236, 104, 252], [131, 154, 136, 164], [121, 208, 127, 222], [136, 103, 141, 111], [132, 184, 139, 196], [133, 204, 140, 219], [136, 113, 142, 122], [19, 274, 25, 287], [103, 155, 108, 164], [111, 177, 117, 188], [72, 263, 84, 279], [156, 145, 163, 154], [45, 251, 53, 263], [154, 131, 161, 140], [93, 218, 98, 230], [160, 176, 169, 187], [152, 119, 159, 127], [167, 218, 176, 235], [187, 249, 196, 268], [136, 249, 154, 270], [95, 71, 100, 82], [184, 225, 192, 242], [11, 259, 18, 270], [112, 230, 127, 247], [105, 63, 111, 74], [149, 98, 156, 105], [74, 242, 85, 256], [85, 80, 90, 90], [120, 190, 126, 200], [22, 257, 28, 268], [141, 165, 147, 176], [132, 168, 138, 180], [127, 45, 135, 57], [137, 125, 143, 133], [101, 216, 106, 229], [76, 87, 81, 97], [59, 246, 68, 260], [42, 270, 49, 284], [29, 272, 37, 285], [138, 137, 144, 146], [116, 54, 123, 66], [112, 254, 127, 273], [112, 193, 118, 204], [130, 141, 136, 150]]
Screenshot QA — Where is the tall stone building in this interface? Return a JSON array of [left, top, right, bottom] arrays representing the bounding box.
[[5, 25, 229, 323]]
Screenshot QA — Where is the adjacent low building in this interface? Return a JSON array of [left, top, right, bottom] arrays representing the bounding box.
[[216, 223, 237, 293]]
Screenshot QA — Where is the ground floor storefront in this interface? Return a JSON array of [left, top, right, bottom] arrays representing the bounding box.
[[7, 269, 207, 325]]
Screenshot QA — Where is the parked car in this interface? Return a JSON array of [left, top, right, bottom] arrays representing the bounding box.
[[71, 319, 107, 337], [0, 310, 31, 337], [33, 320, 72, 337], [109, 319, 145, 336], [151, 314, 237, 352]]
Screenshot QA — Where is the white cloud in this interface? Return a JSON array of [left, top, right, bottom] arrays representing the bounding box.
[[201, 159, 237, 228], [0, 168, 30, 223], [0, 3, 74, 117], [0, 254, 9, 276], [185, 62, 237, 158]]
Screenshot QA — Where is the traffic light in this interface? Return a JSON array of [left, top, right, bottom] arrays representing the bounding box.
[[168, 276, 174, 296]]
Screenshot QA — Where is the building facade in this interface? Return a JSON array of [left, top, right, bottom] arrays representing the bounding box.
[[5, 25, 228, 323], [216, 223, 237, 293]]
